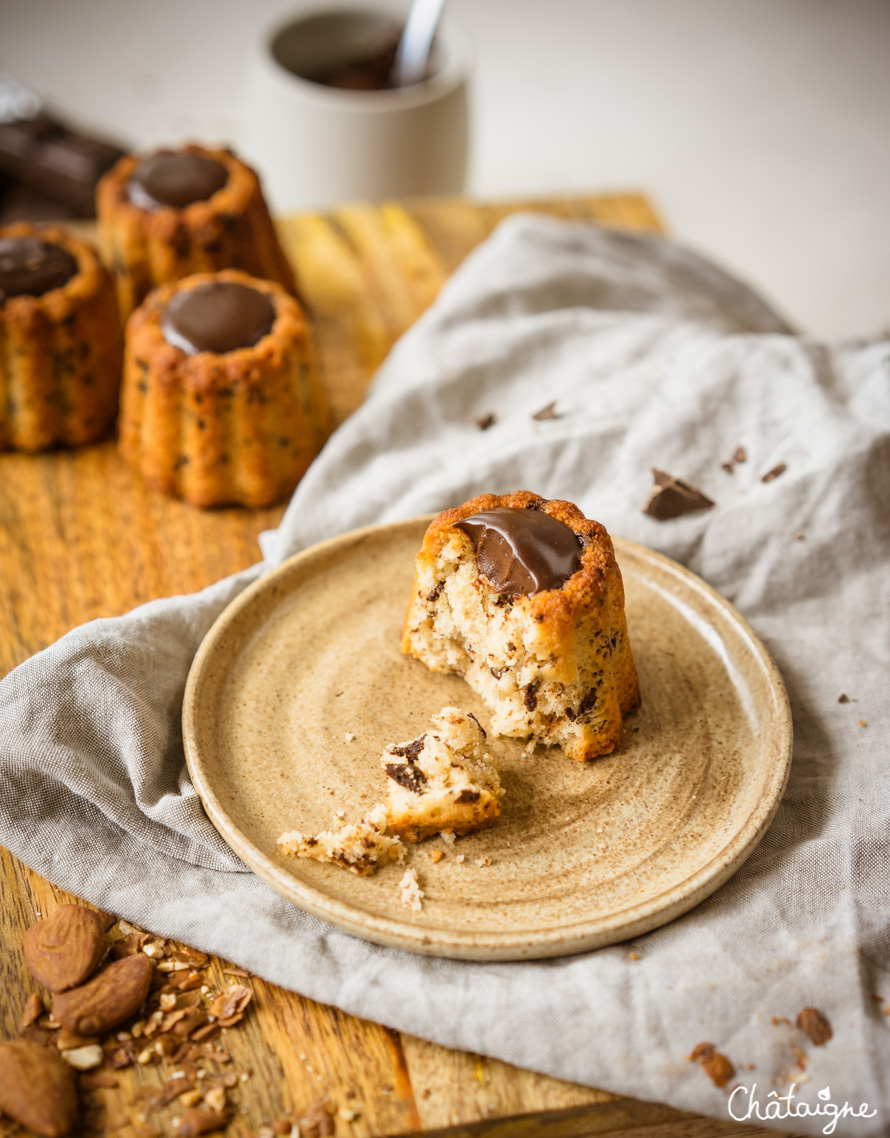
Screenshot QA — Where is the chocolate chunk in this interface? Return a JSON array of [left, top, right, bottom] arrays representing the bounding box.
[[761, 462, 787, 483], [161, 281, 275, 355], [531, 401, 560, 421], [426, 582, 444, 603], [128, 151, 228, 211], [523, 681, 539, 712], [577, 682, 600, 717], [0, 236, 77, 301], [455, 790, 480, 804], [474, 412, 496, 431], [642, 469, 715, 521], [455, 506, 582, 595], [0, 83, 126, 218], [387, 735, 426, 761], [385, 763, 428, 793]]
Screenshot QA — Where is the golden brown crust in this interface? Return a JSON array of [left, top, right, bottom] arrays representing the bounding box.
[[401, 491, 641, 760], [0, 223, 122, 451], [403, 490, 621, 651], [96, 145, 298, 319], [119, 269, 328, 507]]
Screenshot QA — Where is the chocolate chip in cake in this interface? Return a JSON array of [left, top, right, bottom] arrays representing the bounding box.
[[384, 763, 428, 794], [642, 469, 715, 521], [387, 735, 426, 761], [523, 681, 539, 712]]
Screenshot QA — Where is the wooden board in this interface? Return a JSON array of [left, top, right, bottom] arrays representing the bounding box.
[[0, 192, 799, 1138]]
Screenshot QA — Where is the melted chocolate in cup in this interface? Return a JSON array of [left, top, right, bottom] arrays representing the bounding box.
[[161, 281, 276, 355], [454, 506, 582, 595], [127, 151, 228, 211], [0, 237, 78, 302]]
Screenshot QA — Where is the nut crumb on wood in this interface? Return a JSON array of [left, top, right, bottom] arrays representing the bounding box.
[[399, 868, 424, 911], [430, 849, 444, 863], [858, 719, 867, 727], [797, 1007, 833, 1046]]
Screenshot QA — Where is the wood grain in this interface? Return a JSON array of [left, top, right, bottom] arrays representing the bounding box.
[[0, 192, 793, 1138]]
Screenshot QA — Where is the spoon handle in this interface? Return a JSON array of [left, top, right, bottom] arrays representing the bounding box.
[[392, 0, 449, 87]]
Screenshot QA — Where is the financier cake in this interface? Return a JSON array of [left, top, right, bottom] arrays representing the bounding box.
[[401, 492, 641, 761], [97, 145, 297, 318], [381, 707, 502, 842], [119, 269, 327, 507], [0, 223, 121, 451]]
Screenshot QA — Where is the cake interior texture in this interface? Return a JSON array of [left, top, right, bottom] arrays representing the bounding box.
[[381, 707, 502, 842], [401, 492, 640, 761]]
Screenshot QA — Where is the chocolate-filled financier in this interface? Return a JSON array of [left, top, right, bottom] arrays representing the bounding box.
[[120, 270, 327, 508], [402, 491, 641, 761], [0, 224, 121, 451], [97, 145, 297, 319]]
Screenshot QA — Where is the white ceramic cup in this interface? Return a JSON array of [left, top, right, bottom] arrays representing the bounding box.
[[241, 6, 470, 212]]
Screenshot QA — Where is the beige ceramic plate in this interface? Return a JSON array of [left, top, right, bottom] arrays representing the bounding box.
[[183, 517, 792, 961]]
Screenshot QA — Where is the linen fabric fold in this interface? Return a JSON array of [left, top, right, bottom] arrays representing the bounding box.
[[1, 217, 887, 1136]]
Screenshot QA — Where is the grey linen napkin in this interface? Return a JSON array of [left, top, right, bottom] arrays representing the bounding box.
[[1, 216, 888, 1137]]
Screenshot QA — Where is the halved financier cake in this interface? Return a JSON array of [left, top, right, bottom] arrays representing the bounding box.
[[401, 492, 641, 761], [381, 707, 502, 842]]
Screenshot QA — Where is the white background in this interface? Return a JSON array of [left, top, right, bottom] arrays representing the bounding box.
[[3, 0, 889, 337]]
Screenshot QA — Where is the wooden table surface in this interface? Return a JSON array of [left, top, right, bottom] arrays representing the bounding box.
[[0, 192, 795, 1138]]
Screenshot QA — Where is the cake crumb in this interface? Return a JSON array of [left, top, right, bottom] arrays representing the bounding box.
[[430, 849, 444, 863], [399, 869, 424, 911], [688, 1041, 735, 1088], [440, 830, 456, 845], [455, 854, 465, 864], [278, 805, 404, 876], [858, 719, 867, 728], [628, 952, 639, 961], [475, 856, 492, 867], [344, 732, 356, 742]]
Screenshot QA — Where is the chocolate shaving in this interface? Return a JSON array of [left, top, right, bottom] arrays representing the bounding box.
[[474, 412, 496, 431], [643, 468, 715, 521], [466, 712, 487, 739], [761, 462, 787, 483], [532, 401, 560, 421]]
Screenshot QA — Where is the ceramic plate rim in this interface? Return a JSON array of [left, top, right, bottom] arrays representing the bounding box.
[[182, 516, 793, 961]]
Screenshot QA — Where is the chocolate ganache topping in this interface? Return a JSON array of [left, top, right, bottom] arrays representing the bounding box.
[[127, 151, 228, 211], [0, 237, 77, 302], [161, 281, 275, 355], [455, 506, 582, 595]]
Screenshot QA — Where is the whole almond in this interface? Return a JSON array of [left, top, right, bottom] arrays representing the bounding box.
[[52, 953, 153, 1035], [0, 1039, 78, 1137], [23, 905, 107, 993]]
